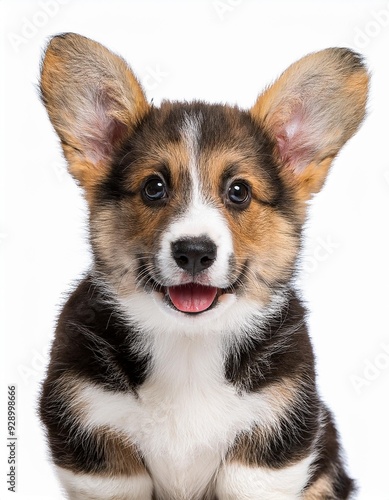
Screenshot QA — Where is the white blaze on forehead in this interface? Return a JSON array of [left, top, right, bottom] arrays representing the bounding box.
[[181, 112, 203, 205], [156, 113, 234, 287]]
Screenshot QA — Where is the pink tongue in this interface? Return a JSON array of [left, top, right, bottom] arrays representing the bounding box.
[[168, 284, 218, 313]]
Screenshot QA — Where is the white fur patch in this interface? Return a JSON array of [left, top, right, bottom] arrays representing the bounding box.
[[118, 283, 286, 342], [215, 454, 315, 500], [69, 326, 300, 500], [157, 202, 234, 288], [56, 467, 153, 499]]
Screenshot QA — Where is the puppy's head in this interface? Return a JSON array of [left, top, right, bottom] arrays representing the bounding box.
[[40, 34, 368, 329]]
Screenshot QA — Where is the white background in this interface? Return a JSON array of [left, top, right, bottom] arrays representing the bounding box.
[[1, 0, 388, 498]]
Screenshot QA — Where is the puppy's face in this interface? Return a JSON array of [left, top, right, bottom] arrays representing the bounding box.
[[40, 34, 368, 327], [92, 103, 299, 321]]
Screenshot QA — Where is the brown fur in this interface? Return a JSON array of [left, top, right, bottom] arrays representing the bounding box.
[[303, 474, 336, 499], [92, 429, 146, 477]]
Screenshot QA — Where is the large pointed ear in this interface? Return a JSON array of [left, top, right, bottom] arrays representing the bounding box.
[[250, 48, 369, 200], [40, 33, 149, 192]]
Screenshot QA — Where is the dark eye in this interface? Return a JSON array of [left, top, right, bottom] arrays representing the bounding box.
[[142, 177, 167, 202], [227, 181, 251, 206]]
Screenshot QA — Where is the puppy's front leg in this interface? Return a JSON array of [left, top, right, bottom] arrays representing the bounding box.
[[215, 456, 314, 500], [57, 467, 153, 500], [215, 407, 354, 500], [40, 373, 153, 500]]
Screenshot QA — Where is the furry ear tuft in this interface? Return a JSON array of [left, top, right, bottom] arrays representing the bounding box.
[[250, 48, 369, 199], [40, 33, 149, 190]]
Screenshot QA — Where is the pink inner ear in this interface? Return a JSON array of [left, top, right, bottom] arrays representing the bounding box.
[[84, 120, 127, 164], [81, 93, 128, 165], [274, 106, 317, 172]]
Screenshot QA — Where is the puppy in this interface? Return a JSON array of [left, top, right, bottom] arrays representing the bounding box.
[[39, 33, 368, 500]]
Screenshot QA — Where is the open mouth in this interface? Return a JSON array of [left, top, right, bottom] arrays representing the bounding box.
[[137, 261, 247, 315], [166, 284, 220, 314]]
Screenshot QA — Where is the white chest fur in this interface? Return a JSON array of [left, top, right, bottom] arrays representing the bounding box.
[[75, 332, 288, 500]]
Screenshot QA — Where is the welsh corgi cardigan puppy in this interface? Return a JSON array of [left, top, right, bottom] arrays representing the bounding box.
[[39, 33, 368, 500]]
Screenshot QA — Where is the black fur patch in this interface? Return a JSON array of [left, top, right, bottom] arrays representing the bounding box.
[[41, 275, 150, 392], [225, 292, 315, 392]]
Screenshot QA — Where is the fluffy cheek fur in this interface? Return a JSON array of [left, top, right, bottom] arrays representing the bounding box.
[[90, 196, 299, 310], [90, 202, 172, 295], [225, 205, 300, 303]]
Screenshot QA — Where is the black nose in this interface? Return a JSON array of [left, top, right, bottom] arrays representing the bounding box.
[[171, 237, 217, 275]]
